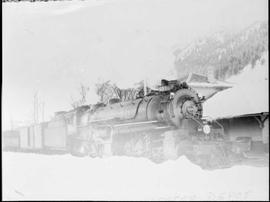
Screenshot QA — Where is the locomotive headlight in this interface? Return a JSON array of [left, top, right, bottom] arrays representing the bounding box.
[[170, 92, 175, 99], [203, 124, 211, 134]]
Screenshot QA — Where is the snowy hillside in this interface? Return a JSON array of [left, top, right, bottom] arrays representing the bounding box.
[[203, 51, 268, 119], [3, 152, 269, 200], [174, 21, 268, 80]]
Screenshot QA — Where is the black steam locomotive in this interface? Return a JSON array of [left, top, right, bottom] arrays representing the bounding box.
[[3, 79, 265, 169]]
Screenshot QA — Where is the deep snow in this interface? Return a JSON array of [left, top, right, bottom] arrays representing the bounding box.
[[2, 152, 269, 200]]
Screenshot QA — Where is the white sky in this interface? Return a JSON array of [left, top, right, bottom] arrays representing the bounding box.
[[2, 0, 268, 130]]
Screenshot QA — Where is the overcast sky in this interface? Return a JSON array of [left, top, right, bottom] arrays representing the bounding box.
[[2, 0, 268, 130]]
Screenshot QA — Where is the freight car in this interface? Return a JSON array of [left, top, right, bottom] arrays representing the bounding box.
[[2, 130, 20, 151], [2, 79, 268, 169], [2, 122, 67, 154]]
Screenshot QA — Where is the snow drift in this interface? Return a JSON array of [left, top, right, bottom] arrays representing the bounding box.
[[2, 152, 269, 200]]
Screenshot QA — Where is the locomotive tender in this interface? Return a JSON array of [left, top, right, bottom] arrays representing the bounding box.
[[3, 79, 267, 169]]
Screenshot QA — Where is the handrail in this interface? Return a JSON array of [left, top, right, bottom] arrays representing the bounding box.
[[189, 116, 204, 127]]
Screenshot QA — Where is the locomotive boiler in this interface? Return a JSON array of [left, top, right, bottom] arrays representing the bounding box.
[[67, 79, 226, 167]]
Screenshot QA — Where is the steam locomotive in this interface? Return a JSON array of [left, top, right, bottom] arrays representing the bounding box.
[[3, 79, 267, 169]]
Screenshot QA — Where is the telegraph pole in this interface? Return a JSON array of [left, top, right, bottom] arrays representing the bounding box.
[[144, 78, 148, 96], [10, 116, 14, 130], [33, 93, 36, 124], [36, 93, 38, 123], [33, 91, 39, 124], [42, 102, 45, 122]]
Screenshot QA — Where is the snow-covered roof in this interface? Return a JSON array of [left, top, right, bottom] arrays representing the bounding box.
[[178, 73, 233, 100], [179, 73, 210, 83], [203, 83, 268, 119], [203, 52, 269, 119], [179, 72, 233, 86]]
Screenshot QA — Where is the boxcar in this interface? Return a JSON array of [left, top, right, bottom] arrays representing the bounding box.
[[18, 126, 31, 150]]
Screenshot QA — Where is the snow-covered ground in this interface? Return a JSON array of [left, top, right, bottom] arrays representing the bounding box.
[[203, 51, 269, 119], [2, 152, 269, 200]]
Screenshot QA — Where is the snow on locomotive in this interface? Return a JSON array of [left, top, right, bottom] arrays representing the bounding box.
[[2, 79, 246, 169], [67, 80, 218, 160]]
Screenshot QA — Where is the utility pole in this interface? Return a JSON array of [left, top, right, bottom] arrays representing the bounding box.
[[42, 102, 45, 122], [207, 66, 215, 83], [144, 78, 148, 96], [10, 116, 14, 130], [36, 94, 39, 124], [33, 93, 36, 124], [33, 91, 39, 124]]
